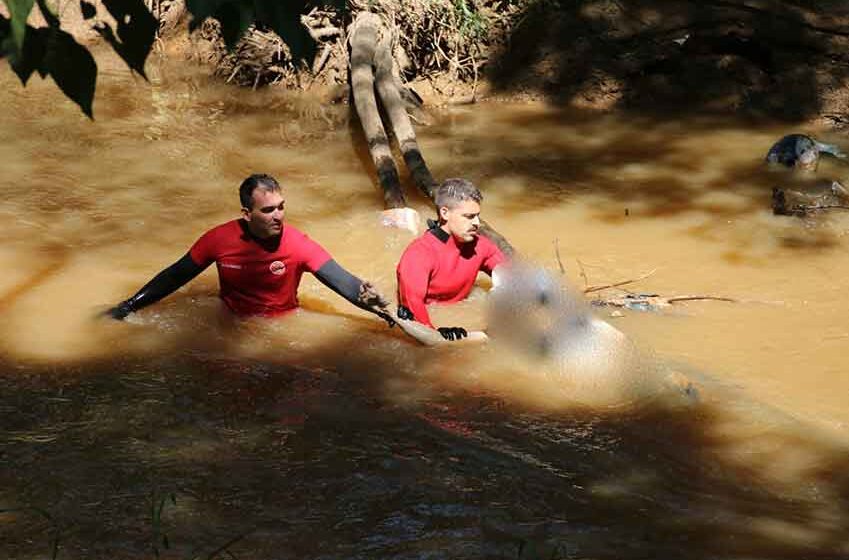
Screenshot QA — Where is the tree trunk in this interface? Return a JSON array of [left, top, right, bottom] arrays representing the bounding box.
[[373, 31, 438, 200], [347, 11, 514, 255], [348, 13, 406, 209]]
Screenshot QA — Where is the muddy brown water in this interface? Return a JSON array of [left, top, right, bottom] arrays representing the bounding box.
[[2, 52, 849, 559]]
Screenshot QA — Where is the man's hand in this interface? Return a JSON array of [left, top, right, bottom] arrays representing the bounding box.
[[437, 327, 468, 341], [358, 281, 389, 310], [103, 300, 134, 321], [358, 282, 395, 327]]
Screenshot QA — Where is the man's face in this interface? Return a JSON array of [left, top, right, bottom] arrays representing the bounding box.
[[440, 199, 481, 243], [242, 188, 285, 238]]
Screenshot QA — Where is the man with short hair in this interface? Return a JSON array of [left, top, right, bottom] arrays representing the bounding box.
[[106, 173, 392, 322], [396, 178, 507, 341]]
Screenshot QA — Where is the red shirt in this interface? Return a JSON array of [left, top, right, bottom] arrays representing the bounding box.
[[189, 220, 331, 316], [396, 228, 506, 327]]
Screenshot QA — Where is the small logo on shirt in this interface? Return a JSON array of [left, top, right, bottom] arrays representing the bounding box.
[[269, 261, 287, 275], [221, 263, 243, 270]]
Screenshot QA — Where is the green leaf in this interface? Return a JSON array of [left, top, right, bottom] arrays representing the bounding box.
[[80, 0, 97, 20], [217, 1, 254, 50], [185, 0, 228, 32], [185, 0, 348, 58], [3, 21, 96, 116], [0, 14, 11, 55], [9, 24, 48, 84], [185, 0, 254, 50], [44, 27, 97, 117], [34, 0, 58, 28], [255, 1, 314, 63], [4, 0, 35, 55], [96, 0, 157, 78]]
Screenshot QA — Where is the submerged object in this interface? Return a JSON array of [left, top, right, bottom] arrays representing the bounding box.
[[765, 134, 846, 171], [488, 262, 658, 406], [381, 207, 421, 234], [772, 180, 849, 216], [395, 315, 487, 346]]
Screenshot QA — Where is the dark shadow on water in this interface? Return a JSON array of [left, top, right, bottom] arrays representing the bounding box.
[[421, 107, 849, 254], [1, 327, 848, 559]]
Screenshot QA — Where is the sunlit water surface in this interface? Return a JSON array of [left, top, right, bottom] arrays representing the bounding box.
[[1, 51, 849, 558]]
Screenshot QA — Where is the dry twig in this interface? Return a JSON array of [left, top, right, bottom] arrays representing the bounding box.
[[576, 259, 589, 288], [583, 268, 657, 294], [564, 251, 738, 311], [553, 239, 566, 274]]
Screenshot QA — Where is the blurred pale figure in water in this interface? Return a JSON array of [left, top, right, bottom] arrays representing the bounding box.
[[487, 262, 659, 407]]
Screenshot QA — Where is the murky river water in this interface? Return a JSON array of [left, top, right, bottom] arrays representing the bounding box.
[[2, 50, 849, 558]]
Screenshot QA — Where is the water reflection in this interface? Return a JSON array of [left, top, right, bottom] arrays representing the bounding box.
[[2, 52, 849, 558]]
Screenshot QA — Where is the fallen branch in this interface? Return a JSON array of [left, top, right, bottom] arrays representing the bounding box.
[[592, 293, 738, 310], [803, 205, 849, 211], [566, 253, 738, 311], [665, 295, 739, 304], [347, 11, 514, 255], [312, 43, 332, 75], [348, 12, 407, 208]]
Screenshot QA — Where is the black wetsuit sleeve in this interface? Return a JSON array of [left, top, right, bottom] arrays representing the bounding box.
[[313, 260, 395, 327], [108, 253, 207, 319], [313, 259, 363, 305]]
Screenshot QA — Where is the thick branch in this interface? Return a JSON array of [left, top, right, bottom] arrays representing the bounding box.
[[348, 13, 406, 209], [373, 28, 439, 200]]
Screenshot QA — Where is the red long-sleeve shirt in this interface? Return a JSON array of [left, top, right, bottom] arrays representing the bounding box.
[[190, 220, 331, 316], [396, 227, 506, 327]]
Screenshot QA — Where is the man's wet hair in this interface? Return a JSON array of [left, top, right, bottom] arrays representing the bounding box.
[[239, 173, 281, 209], [435, 178, 483, 210]]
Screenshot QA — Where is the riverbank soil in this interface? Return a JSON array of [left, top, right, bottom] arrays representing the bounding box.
[[486, 0, 849, 126], [180, 0, 849, 126]]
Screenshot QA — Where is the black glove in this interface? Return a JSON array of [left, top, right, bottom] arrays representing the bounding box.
[[103, 300, 134, 321], [375, 310, 396, 328], [437, 327, 468, 341], [397, 305, 414, 321]]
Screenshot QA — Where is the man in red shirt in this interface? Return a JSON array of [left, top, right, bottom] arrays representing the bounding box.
[[396, 178, 507, 341], [106, 173, 392, 322]]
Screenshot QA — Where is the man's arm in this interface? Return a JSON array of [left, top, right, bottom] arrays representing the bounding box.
[[313, 260, 393, 325], [395, 305, 467, 341], [396, 245, 434, 328], [105, 253, 207, 320], [481, 240, 508, 276]]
